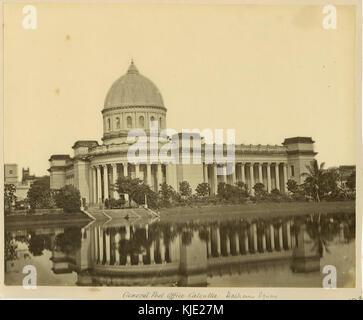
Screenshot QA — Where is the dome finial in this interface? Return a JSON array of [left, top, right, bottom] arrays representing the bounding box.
[[127, 59, 139, 74]]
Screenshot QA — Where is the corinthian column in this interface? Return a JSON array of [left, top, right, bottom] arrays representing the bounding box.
[[275, 163, 280, 191], [213, 163, 218, 195], [103, 165, 109, 200], [231, 163, 236, 185], [157, 164, 163, 190], [97, 166, 102, 204], [112, 163, 118, 199], [258, 163, 263, 184], [241, 163, 245, 183], [123, 162, 128, 178], [267, 163, 272, 193], [146, 164, 152, 186], [135, 164, 140, 179], [92, 166, 97, 204], [283, 163, 288, 193], [222, 165, 227, 184], [249, 163, 255, 195]]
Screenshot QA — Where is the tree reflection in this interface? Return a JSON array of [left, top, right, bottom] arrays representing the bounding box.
[[55, 227, 82, 254]]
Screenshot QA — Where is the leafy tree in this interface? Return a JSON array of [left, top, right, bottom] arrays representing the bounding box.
[[322, 169, 340, 198], [179, 181, 192, 198], [235, 181, 249, 196], [115, 177, 158, 208], [115, 177, 142, 206], [27, 177, 53, 210], [54, 185, 81, 213], [4, 184, 17, 214], [159, 183, 176, 206], [55, 227, 82, 254], [253, 183, 266, 198], [195, 182, 210, 197], [301, 160, 326, 202], [287, 179, 299, 194], [28, 232, 52, 256], [346, 171, 356, 191]]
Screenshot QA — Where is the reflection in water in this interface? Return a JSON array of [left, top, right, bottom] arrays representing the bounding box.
[[5, 212, 355, 287]]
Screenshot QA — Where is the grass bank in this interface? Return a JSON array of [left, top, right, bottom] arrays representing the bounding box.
[[5, 211, 91, 229], [159, 201, 355, 223]]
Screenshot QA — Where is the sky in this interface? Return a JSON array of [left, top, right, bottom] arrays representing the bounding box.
[[3, 3, 357, 176]]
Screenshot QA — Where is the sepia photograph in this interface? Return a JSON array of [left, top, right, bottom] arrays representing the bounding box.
[[1, 0, 362, 300]]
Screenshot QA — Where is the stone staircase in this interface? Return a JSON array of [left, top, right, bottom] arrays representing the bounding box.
[[84, 206, 158, 222]]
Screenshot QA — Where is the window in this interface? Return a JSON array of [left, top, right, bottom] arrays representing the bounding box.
[[150, 116, 155, 122], [139, 116, 145, 127], [107, 118, 111, 131], [9, 170, 13, 174], [159, 117, 163, 129], [291, 165, 295, 177], [116, 117, 120, 129], [127, 116, 132, 128]]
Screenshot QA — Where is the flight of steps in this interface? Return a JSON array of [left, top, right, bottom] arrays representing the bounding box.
[[84, 206, 158, 221]]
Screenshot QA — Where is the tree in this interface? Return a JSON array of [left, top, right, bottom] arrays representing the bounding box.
[[54, 185, 81, 213], [27, 177, 53, 210], [179, 181, 192, 198], [195, 182, 210, 197], [346, 171, 356, 191], [287, 179, 299, 194], [253, 183, 266, 198], [4, 184, 17, 214], [287, 179, 306, 201], [301, 160, 326, 202], [159, 183, 176, 206], [115, 177, 158, 208], [115, 177, 142, 206]]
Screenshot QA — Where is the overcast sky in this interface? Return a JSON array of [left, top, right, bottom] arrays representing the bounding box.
[[4, 3, 356, 176]]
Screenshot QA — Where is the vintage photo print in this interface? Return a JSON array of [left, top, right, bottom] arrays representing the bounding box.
[[1, 0, 362, 300]]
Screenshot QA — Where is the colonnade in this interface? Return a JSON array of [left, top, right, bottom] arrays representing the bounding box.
[[90, 163, 165, 204], [205, 162, 288, 195]]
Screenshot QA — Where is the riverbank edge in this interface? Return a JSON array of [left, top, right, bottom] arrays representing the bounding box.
[[159, 201, 355, 222], [5, 211, 92, 226]]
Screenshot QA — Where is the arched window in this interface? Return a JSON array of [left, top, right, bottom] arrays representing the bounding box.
[[116, 117, 120, 129], [107, 118, 111, 131], [139, 116, 145, 127], [127, 116, 132, 128], [159, 117, 163, 129], [150, 116, 155, 122]]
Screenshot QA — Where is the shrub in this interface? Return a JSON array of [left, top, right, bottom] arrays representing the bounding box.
[[159, 183, 177, 207], [179, 181, 192, 198], [107, 198, 126, 209], [195, 183, 210, 197]]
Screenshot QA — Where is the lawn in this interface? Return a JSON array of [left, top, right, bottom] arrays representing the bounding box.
[[159, 201, 355, 223]]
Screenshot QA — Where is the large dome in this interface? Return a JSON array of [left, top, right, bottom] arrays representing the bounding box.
[[104, 61, 164, 109]]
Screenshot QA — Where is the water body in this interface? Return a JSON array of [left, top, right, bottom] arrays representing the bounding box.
[[4, 211, 355, 287]]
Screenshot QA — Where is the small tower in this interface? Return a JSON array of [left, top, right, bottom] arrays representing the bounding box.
[[282, 137, 317, 184]]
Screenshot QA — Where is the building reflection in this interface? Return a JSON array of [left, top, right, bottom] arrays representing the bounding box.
[[4, 212, 355, 287], [70, 213, 353, 286]]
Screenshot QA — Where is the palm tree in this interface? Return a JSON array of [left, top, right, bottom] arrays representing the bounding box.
[[301, 160, 325, 202]]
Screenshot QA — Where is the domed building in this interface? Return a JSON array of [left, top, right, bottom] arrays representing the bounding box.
[[49, 61, 317, 205], [102, 61, 167, 145]]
